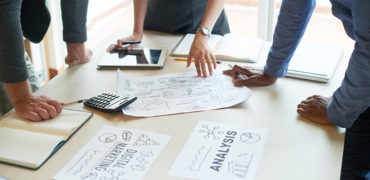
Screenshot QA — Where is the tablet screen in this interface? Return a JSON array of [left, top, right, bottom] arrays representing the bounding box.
[[108, 48, 162, 65]]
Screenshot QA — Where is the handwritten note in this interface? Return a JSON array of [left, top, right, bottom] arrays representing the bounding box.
[[54, 125, 170, 180], [169, 120, 269, 180], [117, 70, 252, 117]]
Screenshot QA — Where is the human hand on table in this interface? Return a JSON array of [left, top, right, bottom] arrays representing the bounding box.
[[106, 33, 143, 52], [65, 43, 92, 66], [297, 95, 332, 125], [223, 65, 277, 86], [187, 33, 216, 78], [14, 95, 63, 122]]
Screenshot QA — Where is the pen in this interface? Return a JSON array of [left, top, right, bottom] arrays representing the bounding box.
[[121, 41, 142, 45], [63, 99, 86, 107], [227, 64, 249, 79], [175, 58, 221, 64]]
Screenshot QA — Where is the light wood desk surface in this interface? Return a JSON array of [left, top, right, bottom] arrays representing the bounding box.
[[0, 30, 347, 180]]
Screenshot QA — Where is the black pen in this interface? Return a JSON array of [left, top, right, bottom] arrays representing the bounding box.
[[121, 41, 141, 45]]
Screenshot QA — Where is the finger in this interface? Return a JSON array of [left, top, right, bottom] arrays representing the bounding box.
[[200, 58, 207, 77], [35, 108, 50, 120], [106, 44, 116, 52], [117, 39, 124, 49], [233, 78, 250, 86], [41, 103, 57, 118], [297, 107, 308, 117], [234, 65, 255, 76], [186, 54, 193, 67], [46, 99, 62, 114], [205, 54, 213, 76], [301, 99, 312, 105], [307, 96, 315, 100], [127, 44, 137, 50], [297, 103, 310, 110], [223, 69, 233, 76], [233, 76, 262, 86], [27, 112, 42, 122], [210, 53, 217, 69], [194, 58, 201, 77], [231, 67, 239, 79]]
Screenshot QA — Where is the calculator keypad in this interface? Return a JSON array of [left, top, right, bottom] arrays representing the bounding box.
[[83, 93, 136, 112]]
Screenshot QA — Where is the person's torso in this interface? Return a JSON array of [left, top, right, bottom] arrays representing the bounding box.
[[144, 0, 230, 35]]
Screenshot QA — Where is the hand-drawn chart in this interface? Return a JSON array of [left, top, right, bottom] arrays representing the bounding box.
[[130, 151, 154, 171], [228, 153, 254, 179], [99, 133, 117, 143], [169, 120, 269, 180], [66, 150, 101, 176], [199, 125, 224, 140], [117, 70, 252, 117], [240, 132, 261, 144], [133, 134, 160, 146], [54, 125, 171, 180], [187, 145, 212, 171]]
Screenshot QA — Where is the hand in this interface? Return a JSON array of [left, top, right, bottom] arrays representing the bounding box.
[[297, 95, 332, 125], [187, 33, 216, 78], [106, 33, 143, 52], [223, 65, 277, 86], [65, 43, 93, 66], [13, 95, 63, 121]]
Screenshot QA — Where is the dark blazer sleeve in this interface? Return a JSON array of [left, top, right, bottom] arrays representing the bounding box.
[[0, 0, 28, 83], [61, 0, 89, 43]]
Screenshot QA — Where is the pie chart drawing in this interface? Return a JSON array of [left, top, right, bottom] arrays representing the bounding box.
[[240, 132, 260, 144], [98, 133, 117, 143]]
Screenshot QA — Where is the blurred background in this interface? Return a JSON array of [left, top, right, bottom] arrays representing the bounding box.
[[25, 0, 354, 85]]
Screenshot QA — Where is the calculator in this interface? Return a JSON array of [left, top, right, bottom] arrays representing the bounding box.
[[83, 93, 137, 112]]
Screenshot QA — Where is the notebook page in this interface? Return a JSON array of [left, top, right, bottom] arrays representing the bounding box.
[[215, 34, 264, 62], [0, 109, 91, 138], [172, 34, 223, 56], [0, 127, 64, 168]]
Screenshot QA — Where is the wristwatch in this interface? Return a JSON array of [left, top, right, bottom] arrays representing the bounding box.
[[197, 27, 211, 37]]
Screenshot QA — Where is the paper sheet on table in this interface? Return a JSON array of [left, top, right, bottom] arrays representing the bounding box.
[[54, 125, 171, 180], [117, 70, 252, 117], [168, 120, 269, 180]]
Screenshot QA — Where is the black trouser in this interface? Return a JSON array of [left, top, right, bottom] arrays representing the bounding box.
[[341, 108, 370, 180]]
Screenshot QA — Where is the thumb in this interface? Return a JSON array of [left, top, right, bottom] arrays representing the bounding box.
[[233, 76, 261, 86]]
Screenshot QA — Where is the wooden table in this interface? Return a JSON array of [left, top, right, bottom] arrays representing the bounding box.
[[0, 30, 347, 180]]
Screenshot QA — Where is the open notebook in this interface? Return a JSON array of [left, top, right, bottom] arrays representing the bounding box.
[[0, 109, 93, 169], [171, 33, 266, 62]]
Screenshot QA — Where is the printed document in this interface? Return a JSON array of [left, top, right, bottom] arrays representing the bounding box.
[[169, 120, 269, 180], [54, 125, 171, 180], [117, 70, 252, 117]]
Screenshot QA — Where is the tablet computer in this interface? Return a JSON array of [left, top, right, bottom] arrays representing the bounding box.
[[97, 48, 167, 70]]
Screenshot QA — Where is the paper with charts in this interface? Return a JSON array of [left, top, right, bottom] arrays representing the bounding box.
[[169, 120, 269, 180], [117, 70, 252, 117], [54, 125, 171, 180]]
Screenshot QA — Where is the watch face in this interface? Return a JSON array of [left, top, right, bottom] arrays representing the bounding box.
[[201, 28, 210, 35]]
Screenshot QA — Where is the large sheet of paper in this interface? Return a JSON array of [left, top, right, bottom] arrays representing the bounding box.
[[54, 125, 171, 180], [169, 120, 269, 180], [117, 70, 252, 117]]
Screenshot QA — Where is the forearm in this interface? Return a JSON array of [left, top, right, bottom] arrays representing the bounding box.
[[4, 80, 32, 107], [133, 0, 148, 35], [61, 0, 89, 43], [200, 0, 226, 31], [264, 0, 316, 77]]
